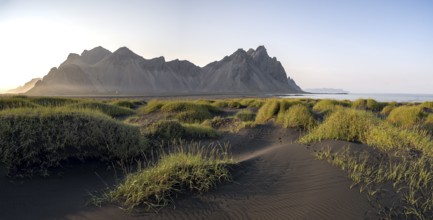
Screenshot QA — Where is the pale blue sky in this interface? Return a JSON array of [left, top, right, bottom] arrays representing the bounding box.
[[1, 0, 432, 93]]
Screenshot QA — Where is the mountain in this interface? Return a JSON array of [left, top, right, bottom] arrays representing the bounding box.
[[305, 88, 349, 94], [7, 78, 41, 94], [26, 46, 303, 96]]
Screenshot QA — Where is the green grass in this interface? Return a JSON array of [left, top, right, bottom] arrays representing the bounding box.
[[312, 99, 341, 113], [145, 120, 219, 140], [140, 99, 165, 114], [0, 97, 39, 110], [255, 99, 280, 123], [380, 102, 397, 116], [183, 124, 220, 139], [110, 99, 146, 109], [235, 110, 256, 122], [67, 101, 135, 118], [141, 100, 221, 123], [366, 123, 433, 156], [30, 97, 80, 107], [300, 108, 379, 143], [281, 104, 316, 130], [106, 142, 234, 211], [315, 147, 433, 219], [352, 99, 384, 112], [387, 106, 426, 128], [0, 107, 146, 176]]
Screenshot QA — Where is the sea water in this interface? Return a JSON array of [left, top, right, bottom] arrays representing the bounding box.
[[280, 93, 433, 103]]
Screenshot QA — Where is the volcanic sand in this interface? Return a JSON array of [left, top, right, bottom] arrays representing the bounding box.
[[0, 124, 373, 220]]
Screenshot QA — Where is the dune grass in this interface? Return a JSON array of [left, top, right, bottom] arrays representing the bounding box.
[[0, 107, 146, 176], [107, 142, 234, 211], [255, 99, 280, 123], [235, 109, 256, 122], [312, 99, 342, 113], [352, 98, 384, 112], [387, 106, 426, 128], [300, 108, 380, 143], [110, 99, 146, 109], [281, 104, 316, 130], [315, 146, 433, 219], [67, 101, 135, 118], [0, 97, 39, 110], [145, 120, 219, 140], [141, 100, 221, 123]]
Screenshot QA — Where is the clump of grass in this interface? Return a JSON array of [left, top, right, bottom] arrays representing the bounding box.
[[145, 120, 219, 140], [275, 100, 302, 124], [183, 124, 220, 139], [255, 99, 280, 123], [235, 110, 256, 122], [352, 99, 384, 112], [143, 101, 221, 123], [67, 101, 135, 118], [0, 97, 39, 110], [239, 98, 264, 108], [387, 106, 426, 128], [140, 100, 165, 114], [146, 120, 186, 140], [315, 147, 433, 219], [423, 114, 433, 131], [213, 100, 244, 109], [107, 142, 234, 211], [380, 102, 397, 116], [111, 99, 146, 109], [0, 108, 146, 176], [302, 107, 433, 156], [312, 99, 341, 113], [300, 108, 379, 143], [366, 123, 433, 156], [282, 104, 316, 130], [30, 97, 80, 107]]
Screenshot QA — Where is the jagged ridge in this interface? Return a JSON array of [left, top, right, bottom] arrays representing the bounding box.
[[26, 46, 303, 96]]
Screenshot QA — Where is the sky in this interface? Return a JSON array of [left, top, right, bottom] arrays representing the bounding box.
[[1, 0, 433, 93]]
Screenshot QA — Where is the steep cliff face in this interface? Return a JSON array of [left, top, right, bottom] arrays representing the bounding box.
[[26, 46, 303, 96], [199, 46, 300, 94]]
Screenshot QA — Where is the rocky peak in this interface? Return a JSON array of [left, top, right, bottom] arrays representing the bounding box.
[[111, 47, 141, 60], [80, 46, 111, 64]]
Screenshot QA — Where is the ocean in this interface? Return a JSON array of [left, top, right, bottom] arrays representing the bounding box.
[[280, 93, 433, 103]]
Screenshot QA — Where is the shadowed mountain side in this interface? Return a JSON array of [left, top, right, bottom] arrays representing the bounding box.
[[26, 46, 303, 96]]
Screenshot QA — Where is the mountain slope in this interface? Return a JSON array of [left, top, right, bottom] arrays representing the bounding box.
[[26, 46, 303, 96], [7, 78, 41, 94]]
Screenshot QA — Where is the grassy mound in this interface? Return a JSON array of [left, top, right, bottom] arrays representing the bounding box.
[[312, 99, 341, 113], [282, 104, 316, 130], [255, 99, 280, 123], [0, 108, 146, 176], [0, 97, 39, 110], [235, 110, 256, 122], [68, 101, 135, 118], [387, 106, 426, 128], [300, 108, 379, 143], [30, 97, 80, 107], [352, 99, 384, 112], [146, 120, 219, 140], [110, 99, 146, 109], [107, 143, 234, 211], [142, 100, 222, 123]]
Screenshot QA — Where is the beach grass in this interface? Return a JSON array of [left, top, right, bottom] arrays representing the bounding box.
[[106, 142, 234, 211]]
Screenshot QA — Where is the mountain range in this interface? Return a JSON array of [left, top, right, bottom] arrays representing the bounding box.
[[24, 46, 303, 96]]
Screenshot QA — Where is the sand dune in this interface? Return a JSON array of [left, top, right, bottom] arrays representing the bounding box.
[[0, 125, 373, 220]]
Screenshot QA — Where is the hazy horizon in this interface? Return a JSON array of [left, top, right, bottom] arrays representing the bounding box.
[[1, 0, 433, 94]]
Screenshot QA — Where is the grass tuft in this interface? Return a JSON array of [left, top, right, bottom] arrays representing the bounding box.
[[107, 142, 234, 211]]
